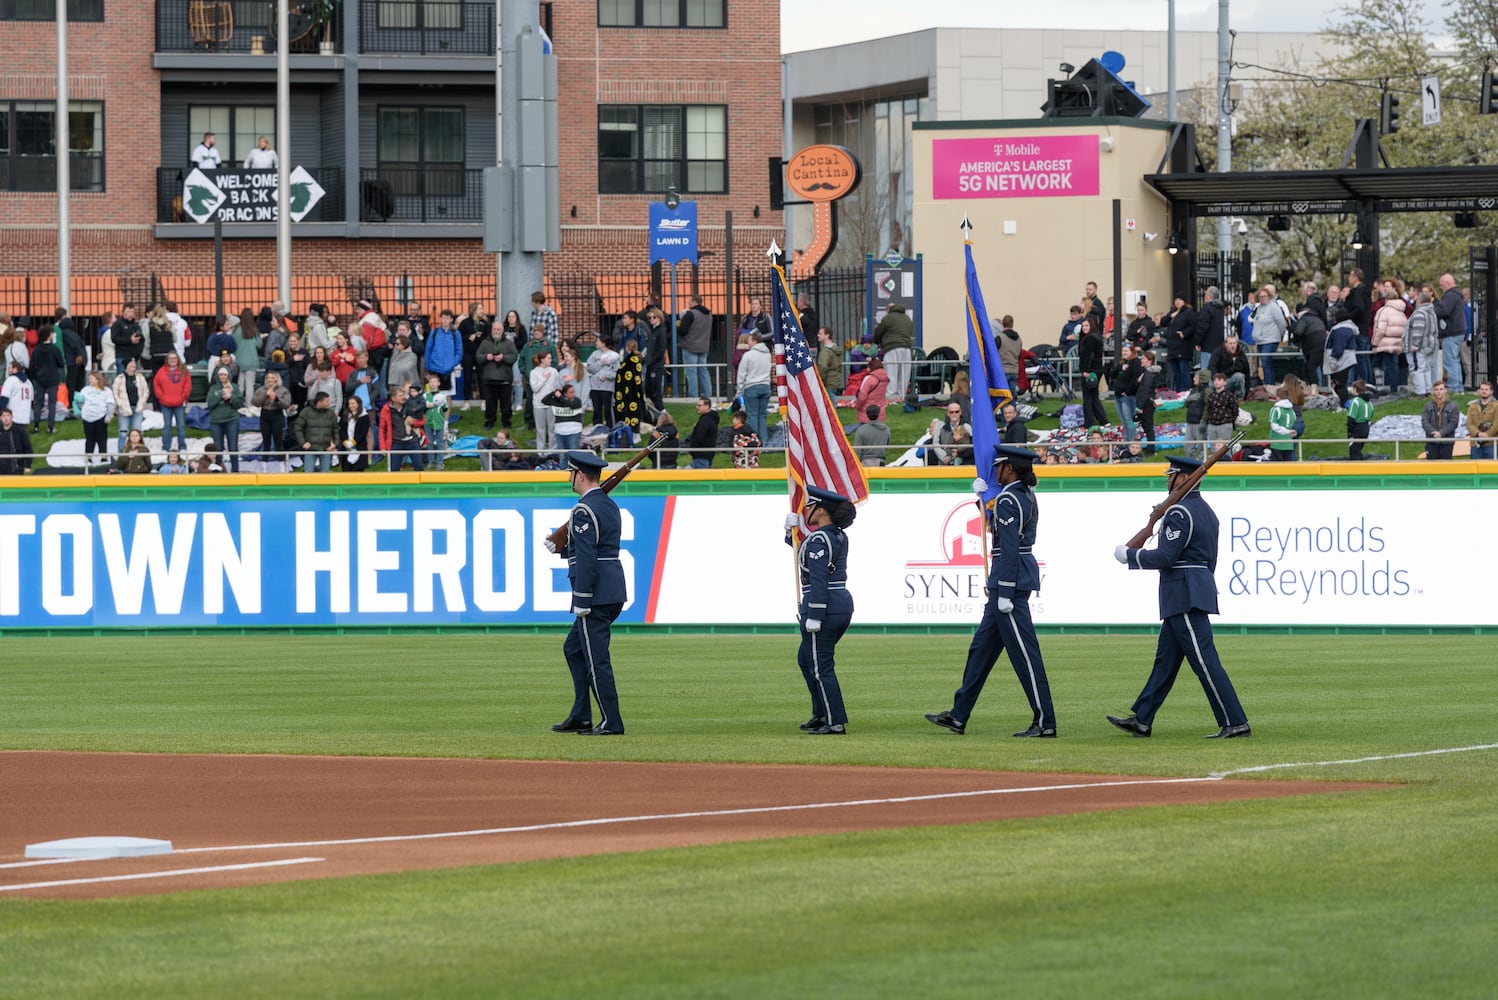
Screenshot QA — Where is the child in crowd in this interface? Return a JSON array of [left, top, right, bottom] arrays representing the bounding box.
[[423, 372, 450, 469], [1347, 379, 1372, 461], [157, 450, 188, 474]]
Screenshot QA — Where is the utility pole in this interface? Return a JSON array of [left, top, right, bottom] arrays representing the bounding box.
[[276, 0, 291, 304], [489, 0, 557, 325], [1167, 0, 1177, 123], [56, 0, 70, 312], [1216, 0, 1233, 255]]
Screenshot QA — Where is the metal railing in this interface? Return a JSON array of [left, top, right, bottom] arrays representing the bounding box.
[[155, 166, 345, 224], [11, 436, 1493, 475], [358, 0, 493, 54], [156, 0, 343, 53], [357, 166, 483, 222]]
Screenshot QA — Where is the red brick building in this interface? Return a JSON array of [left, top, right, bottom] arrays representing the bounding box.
[[0, 0, 783, 327]]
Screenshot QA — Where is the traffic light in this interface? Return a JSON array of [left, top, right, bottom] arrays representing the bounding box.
[[1380, 92, 1401, 135], [1482, 70, 1498, 115]]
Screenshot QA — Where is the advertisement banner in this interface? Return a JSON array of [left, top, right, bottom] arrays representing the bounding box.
[[0, 498, 664, 628], [0, 487, 1475, 629], [930, 135, 1101, 200], [652, 490, 1478, 627]]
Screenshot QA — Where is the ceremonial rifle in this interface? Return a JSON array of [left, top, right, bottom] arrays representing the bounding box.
[[546, 436, 666, 550], [1125, 432, 1244, 549]]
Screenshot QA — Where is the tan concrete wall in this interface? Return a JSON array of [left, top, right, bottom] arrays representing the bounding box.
[[912, 121, 1174, 356]]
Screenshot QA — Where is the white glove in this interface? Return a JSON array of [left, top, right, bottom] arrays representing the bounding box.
[[1114, 545, 1129, 564], [544, 538, 558, 553], [972, 478, 988, 496], [572, 605, 590, 617], [995, 597, 1014, 614], [783, 513, 802, 532], [804, 618, 822, 633]]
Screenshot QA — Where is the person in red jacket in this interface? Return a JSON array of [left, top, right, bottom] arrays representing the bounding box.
[[151, 351, 192, 451], [377, 385, 425, 472], [854, 357, 889, 423]]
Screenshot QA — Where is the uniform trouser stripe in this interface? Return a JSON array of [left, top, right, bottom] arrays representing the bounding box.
[[809, 630, 831, 720], [579, 616, 610, 731], [1182, 613, 1229, 724], [1003, 609, 1043, 722]]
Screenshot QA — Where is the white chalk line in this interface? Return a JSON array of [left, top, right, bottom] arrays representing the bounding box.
[[1211, 741, 1498, 779], [0, 857, 325, 893], [7, 742, 1493, 882], [0, 856, 93, 871], [170, 776, 1221, 855]]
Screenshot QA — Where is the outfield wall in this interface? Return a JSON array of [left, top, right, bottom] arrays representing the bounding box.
[[0, 464, 1489, 630]]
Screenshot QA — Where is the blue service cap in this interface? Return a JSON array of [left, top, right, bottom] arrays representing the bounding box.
[[566, 451, 608, 474], [804, 485, 851, 507], [1165, 455, 1203, 476], [993, 445, 1039, 465]]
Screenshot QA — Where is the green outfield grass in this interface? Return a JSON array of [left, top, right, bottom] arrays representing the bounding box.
[[3, 632, 1497, 997]]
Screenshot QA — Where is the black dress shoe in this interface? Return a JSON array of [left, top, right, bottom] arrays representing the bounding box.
[[1012, 724, 1057, 738], [807, 723, 846, 735], [924, 712, 965, 735], [577, 726, 624, 736], [1205, 723, 1252, 739], [550, 719, 593, 733], [798, 717, 826, 732], [1106, 714, 1152, 737]]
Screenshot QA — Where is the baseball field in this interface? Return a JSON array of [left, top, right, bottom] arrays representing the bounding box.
[[2, 630, 1495, 997]]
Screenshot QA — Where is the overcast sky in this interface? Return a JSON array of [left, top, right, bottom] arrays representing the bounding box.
[[783, 0, 1453, 52]]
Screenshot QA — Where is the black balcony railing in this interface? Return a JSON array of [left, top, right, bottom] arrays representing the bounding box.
[[156, 166, 345, 224], [359, 166, 482, 223], [156, 0, 343, 54], [359, 0, 494, 55]]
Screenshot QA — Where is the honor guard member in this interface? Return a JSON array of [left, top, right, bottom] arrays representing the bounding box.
[[783, 486, 857, 735], [926, 445, 1056, 737], [545, 451, 628, 735], [1108, 455, 1251, 739]]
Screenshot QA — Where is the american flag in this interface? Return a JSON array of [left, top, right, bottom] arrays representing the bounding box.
[[772, 269, 870, 516]]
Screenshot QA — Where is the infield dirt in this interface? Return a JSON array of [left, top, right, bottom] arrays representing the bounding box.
[[0, 752, 1378, 899]]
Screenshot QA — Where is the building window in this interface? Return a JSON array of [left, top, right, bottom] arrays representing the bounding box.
[[598, 0, 723, 28], [0, 100, 105, 192], [1, 0, 104, 20], [377, 106, 465, 196], [598, 104, 725, 194], [189, 105, 274, 166], [377, 0, 461, 30]]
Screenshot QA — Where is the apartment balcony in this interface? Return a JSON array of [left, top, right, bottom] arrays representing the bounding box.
[[155, 166, 345, 225], [155, 0, 342, 55], [358, 0, 494, 55], [358, 166, 483, 223]]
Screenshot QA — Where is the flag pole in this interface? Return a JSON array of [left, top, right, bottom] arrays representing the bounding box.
[[961, 213, 992, 575], [768, 238, 803, 610]]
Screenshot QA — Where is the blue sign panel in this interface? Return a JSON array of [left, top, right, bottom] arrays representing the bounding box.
[[649, 201, 698, 266], [0, 497, 666, 628]]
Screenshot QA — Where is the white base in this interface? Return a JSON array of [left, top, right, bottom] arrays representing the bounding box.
[[25, 836, 173, 860]]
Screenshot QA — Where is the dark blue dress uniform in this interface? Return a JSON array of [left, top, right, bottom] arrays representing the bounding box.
[[787, 487, 854, 732], [557, 452, 628, 734], [1117, 456, 1249, 737], [931, 446, 1055, 736]]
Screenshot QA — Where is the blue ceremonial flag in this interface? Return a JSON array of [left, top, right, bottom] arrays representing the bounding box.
[[965, 241, 1011, 506]]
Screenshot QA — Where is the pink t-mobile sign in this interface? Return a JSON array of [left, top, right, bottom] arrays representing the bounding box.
[[932, 135, 1101, 200]]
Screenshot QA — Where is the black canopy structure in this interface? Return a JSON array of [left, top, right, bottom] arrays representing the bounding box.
[[1147, 164, 1498, 218], [1145, 120, 1497, 383], [1144, 120, 1498, 296]]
